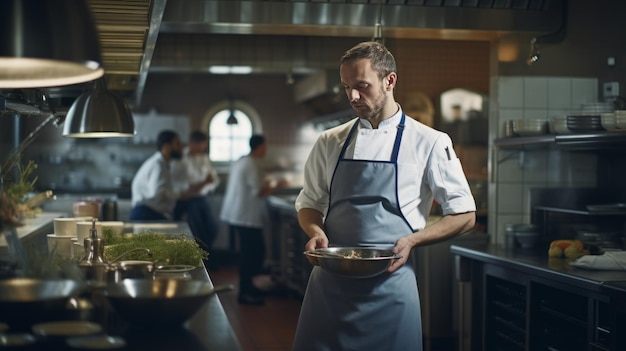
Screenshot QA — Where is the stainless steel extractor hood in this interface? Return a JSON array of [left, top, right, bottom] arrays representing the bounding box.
[[152, 0, 567, 77], [80, 0, 567, 108]]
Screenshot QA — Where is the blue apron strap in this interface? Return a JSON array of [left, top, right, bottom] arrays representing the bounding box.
[[390, 113, 406, 163], [338, 119, 360, 160]]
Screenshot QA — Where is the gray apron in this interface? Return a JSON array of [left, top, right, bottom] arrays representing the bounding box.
[[293, 114, 423, 351]]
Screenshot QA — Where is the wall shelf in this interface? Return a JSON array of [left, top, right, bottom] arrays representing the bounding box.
[[494, 131, 626, 150]]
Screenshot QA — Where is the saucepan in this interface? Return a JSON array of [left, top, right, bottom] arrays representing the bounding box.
[[105, 279, 234, 327]]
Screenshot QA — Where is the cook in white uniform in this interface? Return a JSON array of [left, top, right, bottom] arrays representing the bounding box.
[[220, 135, 288, 305], [171, 130, 220, 252], [131, 130, 212, 221], [130, 130, 183, 220], [293, 41, 476, 351]]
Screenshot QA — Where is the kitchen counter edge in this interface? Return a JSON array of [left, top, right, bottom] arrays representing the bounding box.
[[450, 242, 626, 295]]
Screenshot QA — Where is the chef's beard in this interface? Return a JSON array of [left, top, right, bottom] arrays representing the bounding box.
[[170, 150, 183, 160], [351, 85, 386, 121]]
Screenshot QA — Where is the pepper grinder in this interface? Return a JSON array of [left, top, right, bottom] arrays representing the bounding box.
[[78, 219, 108, 285]]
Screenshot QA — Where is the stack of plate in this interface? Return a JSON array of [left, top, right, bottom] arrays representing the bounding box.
[[615, 110, 626, 129], [581, 102, 614, 114], [566, 115, 603, 132], [549, 116, 572, 134], [512, 119, 549, 136]]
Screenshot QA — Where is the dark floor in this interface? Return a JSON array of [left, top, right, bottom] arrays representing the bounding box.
[[208, 254, 302, 351], [208, 253, 457, 351]]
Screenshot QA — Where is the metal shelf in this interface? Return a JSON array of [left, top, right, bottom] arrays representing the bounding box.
[[494, 131, 626, 150]]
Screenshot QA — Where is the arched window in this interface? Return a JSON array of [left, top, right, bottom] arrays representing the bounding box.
[[205, 101, 261, 162]]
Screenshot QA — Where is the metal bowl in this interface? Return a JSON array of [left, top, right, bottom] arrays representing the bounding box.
[[304, 247, 402, 279], [105, 279, 233, 327], [0, 278, 84, 331]]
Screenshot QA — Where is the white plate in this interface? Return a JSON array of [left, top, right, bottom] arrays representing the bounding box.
[[67, 335, 126, 349], [32, 321, 102, 337]]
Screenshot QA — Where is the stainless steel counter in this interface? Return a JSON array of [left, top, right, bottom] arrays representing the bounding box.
[[450, 242, 626, 293], [103, 263, 242, 351], [0, 215, 242, 351]]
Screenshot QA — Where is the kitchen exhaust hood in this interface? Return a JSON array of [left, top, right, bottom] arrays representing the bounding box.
[[293, 70, 352, 116], [152, 0, 567, 91], [161, 0, 566, 41]]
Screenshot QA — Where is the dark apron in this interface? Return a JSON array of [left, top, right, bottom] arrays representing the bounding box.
[[293, 114, 422, 351]]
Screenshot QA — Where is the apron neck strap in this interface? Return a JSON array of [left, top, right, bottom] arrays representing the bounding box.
[[338, 113, 406, 162]]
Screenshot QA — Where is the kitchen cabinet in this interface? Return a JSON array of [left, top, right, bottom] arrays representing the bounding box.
[[266, 194, 312, 296], [452, 243, 626, 351], [483, 265, 528, 350]]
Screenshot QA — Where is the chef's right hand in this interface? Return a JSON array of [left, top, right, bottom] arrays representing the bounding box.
[[304, 234, 328, 266]]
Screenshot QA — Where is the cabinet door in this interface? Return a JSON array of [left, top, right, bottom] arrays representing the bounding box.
[[484, 265, 528, 351], [529, 280, 612, 351]]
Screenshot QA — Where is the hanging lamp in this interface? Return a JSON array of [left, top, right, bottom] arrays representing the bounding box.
[[63, 78, 135, 138], [0, 0, 104, 88], [226, 99, 238, 125]]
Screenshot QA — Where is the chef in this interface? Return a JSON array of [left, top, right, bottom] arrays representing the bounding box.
[[130, 130, 211, 221], [293, 41, 476, 350]]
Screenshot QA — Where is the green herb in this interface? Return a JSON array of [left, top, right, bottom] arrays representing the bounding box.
[[104, 232, 208, 266]]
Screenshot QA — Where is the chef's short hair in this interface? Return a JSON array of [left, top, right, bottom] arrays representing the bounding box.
[[157, 130, 178, 150], [189, 130, 208, 143], [341, 41, 396, 80], [249, 135, 265, 151]]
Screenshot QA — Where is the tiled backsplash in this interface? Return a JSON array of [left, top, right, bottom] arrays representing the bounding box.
[[490, 76, 601, 243]]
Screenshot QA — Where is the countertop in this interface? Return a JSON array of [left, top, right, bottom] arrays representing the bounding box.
[[102, 264, 242, 351], [0, 212, 66, 247], [450, 242, 626, 295], [0, 214, 242, 351]]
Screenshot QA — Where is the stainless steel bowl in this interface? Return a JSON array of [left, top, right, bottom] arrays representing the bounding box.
[[0, 278, 84, 331], [105, 279, 233, 326], [304, 247, 402, 279]]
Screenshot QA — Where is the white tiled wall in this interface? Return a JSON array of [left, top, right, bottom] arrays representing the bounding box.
[[489, 76, 600, 244]]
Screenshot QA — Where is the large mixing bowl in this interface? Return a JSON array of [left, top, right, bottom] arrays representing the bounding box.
[[0, 278, 84, 331], [105, 279, 233, 327], [304, 247, 402, 279]]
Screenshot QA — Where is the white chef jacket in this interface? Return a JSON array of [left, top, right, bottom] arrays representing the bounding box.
[[131, 151, 178, 218], [170, 149, 220, 195], [295, 107, 476, 231], [219, 155, 265, 228]]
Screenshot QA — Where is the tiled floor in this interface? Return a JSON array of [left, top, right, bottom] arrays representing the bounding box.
[[209, 258, 302, 351]]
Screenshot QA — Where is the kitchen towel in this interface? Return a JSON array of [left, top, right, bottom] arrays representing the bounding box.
[[569, 251, 626, 270]]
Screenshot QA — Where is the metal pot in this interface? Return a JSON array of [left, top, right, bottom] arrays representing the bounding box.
[[104, 279, 233, 326], [73, 201, 100, 219], [0, 278, 84, 331], [108, 260, 155, 283]]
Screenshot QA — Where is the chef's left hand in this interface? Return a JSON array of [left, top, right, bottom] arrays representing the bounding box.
[[388, 236, 412, 273]]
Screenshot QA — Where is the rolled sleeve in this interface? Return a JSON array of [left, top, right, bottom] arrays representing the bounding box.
[[295, 132, 333, 215], [428, 136, 476, 216]]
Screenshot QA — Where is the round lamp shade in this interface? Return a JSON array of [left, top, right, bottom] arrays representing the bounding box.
[[0, 0, 104, 88], [63, 80, 135, 138]]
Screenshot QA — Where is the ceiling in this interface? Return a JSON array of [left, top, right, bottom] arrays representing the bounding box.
[[86, 0, 565, 108]]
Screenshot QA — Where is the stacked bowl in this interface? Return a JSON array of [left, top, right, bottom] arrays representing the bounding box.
[[601, 112, 618, 131], [511, 119, 549, 136], [581, 102, 614, 115], [549, 116, 572, 134], [616, 110, 626, 129]]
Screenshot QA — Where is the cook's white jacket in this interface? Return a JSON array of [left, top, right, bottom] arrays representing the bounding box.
[[295, 107, 476, 231]]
